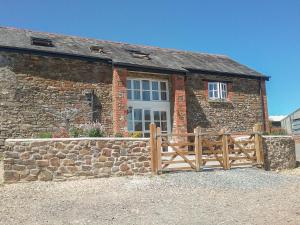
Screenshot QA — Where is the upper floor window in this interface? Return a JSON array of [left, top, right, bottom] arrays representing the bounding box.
[[208, 82, 227, 100], [127, 79, 168, 101]]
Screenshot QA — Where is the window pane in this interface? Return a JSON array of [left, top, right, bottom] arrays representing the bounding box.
[[152, 91, 159, 100], [134, 109, 142, 120], [134, 122, 142, 131], [161, 92, 167, 100], [152, 81, 159, 90], [142, 91, 150, 101], [209, 91, 213, 98], [127, 108, 133, 131], [127, 107, 133, 120], [161, 122, 167, 131], [133, 80, 140, 89], [144, 133, 150, 138], [155, 122, 160, 127], [161, 111, 167, 121], [142, 80, 150, 90], [145, 122, 150, 131], [127, 90, 132, 100], [126, 80, 132, 89], [144, 110, 151, 121], [160, 82, 167, 91], [154, 111, 160, 121], [134, 90, 141, 100]]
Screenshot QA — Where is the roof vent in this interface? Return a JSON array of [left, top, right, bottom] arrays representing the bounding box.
[[127, 50, 151, 60], [31, 37, 54, 47], [90, 46, 108, 54]]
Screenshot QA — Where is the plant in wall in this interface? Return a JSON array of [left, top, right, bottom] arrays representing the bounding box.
[[77, 122, 105, 137], [37, 132, 53, 138]]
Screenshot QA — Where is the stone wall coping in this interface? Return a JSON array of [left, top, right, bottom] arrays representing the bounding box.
[[262, 135, 293, 138], [5, 137, 150, 143]]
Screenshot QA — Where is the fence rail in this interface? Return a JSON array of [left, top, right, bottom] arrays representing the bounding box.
[[150, 124, 264, 175]]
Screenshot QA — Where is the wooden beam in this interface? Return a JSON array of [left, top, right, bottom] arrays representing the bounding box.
[[150, 123, 157, 175]]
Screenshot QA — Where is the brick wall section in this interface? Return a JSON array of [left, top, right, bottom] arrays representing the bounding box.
[[0, 51, 113, 154], [186, 73, 266, 133], [261, 80, 270, 132], [172, 75, 187, 134], [112, 67, 128, 134], [3, 138, 151, 183]]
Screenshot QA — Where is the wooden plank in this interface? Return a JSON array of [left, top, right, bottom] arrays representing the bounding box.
[[156, 127, 162, 173], [229, 156, 256, 160], [202, 158, 224, 161], [194, 127, 201, 172], [162, 142, 195, 147], [203, 150, 223, 154], [253, 123, 263, 165], [162, 160, 196, 164], [161, 151, 194, 156], [229, 148, 256, 153], [150, 123, 157, 175]]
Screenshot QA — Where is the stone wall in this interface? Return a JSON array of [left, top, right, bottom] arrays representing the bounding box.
[[263, 136, 296, 170], [0, 51, 113, 154], [186, 73, 266, 133], [3, 138, 150, 183]]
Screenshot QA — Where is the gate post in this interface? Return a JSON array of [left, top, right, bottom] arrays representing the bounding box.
[[150, 123, 158, 175], [156, 127, 162, 174], [194, 126, 202, 172], [253, 123, 264, 167], [221, 129, 230, 170]]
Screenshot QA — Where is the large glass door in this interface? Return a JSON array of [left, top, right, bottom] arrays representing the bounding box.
[[127, 108, 169, 137]]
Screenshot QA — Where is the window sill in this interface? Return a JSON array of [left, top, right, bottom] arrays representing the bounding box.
[[208, 99, 231, 103]]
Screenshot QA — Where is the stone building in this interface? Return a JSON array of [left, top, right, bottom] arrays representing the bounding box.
[[281, 108, 300, 135], [0, 27, 269, 152]]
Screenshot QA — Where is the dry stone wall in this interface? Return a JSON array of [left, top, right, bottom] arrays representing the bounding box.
[[3, 138, 150, 183], [263, 136, 296, 170]]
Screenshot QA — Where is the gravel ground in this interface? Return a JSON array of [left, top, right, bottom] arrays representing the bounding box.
[[0, 168, 300, 225]]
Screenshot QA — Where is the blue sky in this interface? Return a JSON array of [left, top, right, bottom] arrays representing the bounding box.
[[0, 0, 299, 116]]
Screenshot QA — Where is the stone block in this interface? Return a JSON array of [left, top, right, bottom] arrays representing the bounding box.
[[4, 171, 20, 183], [38, 170, 53, 181], [36, 160, 49, 167], [63, 159, 75, 166], [49, 157, 60, 167]]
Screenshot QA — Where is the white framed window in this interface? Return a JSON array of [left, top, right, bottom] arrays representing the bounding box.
[[208, 82, 228, 100], [127, 79, 169, 101], [127, 107, 169, 137]]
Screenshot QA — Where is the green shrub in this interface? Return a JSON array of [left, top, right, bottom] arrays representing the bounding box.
[[37, 132, 52, 138], [129, 131, 143, 138], [114, 132, 124, 137], [88, 128, 105, 137], [69, 127, 83, 137]]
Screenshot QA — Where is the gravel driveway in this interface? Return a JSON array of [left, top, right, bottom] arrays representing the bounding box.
[[0, 168, 300, 225]]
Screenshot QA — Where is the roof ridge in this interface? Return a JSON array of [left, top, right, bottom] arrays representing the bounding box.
[[0, 26, 229, 58]]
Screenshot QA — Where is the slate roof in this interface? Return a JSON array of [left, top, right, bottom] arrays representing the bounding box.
[[0, 26, 267, 78]]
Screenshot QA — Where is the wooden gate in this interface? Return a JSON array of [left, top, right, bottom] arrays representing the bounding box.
[[150, 124, 264, 174]]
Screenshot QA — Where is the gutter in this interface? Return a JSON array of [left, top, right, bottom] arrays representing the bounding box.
[[185, 68, 270, 81]]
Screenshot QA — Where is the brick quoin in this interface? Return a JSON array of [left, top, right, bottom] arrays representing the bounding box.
[[172, 75, 188, 134], [261, 80, 270, 132], [112, 66, 128, 134]]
